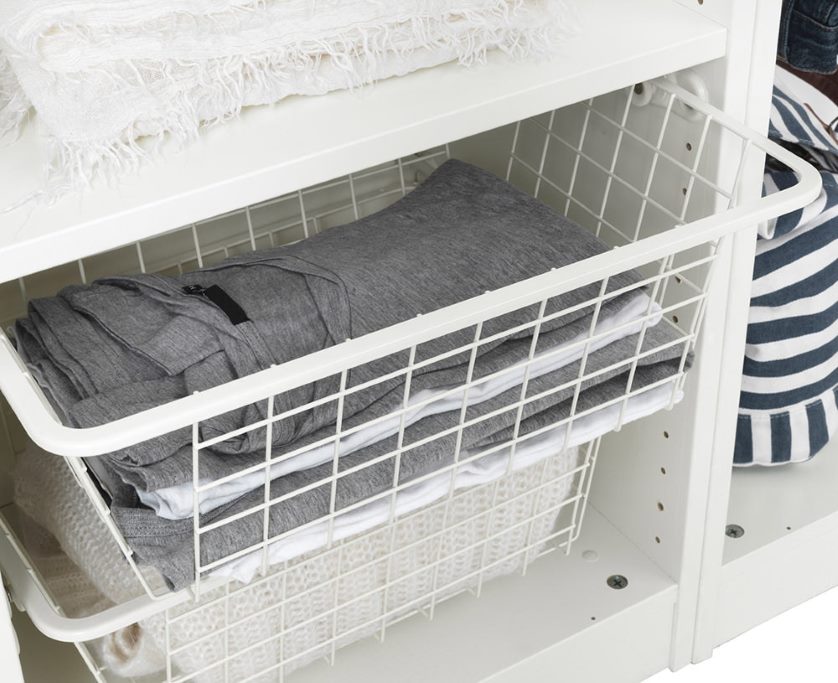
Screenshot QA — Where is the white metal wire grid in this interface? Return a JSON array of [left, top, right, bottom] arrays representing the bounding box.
[[0, 79, 785, 682], [175, 81, 718, 598]]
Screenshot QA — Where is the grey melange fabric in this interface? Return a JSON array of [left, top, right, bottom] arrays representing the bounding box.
[[14, 160, 690, 589]]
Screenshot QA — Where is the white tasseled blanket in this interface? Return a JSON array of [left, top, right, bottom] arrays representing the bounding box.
[[0, 0, 571, 192]]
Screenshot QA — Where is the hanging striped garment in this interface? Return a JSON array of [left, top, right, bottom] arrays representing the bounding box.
[[734, 65, 838, 465]]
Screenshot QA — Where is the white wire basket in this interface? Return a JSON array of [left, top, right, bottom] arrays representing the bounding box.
[[0, 78, 819, 683]]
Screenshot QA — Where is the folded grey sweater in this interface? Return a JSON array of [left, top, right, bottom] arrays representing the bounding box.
[[14, 159, 690, 588], [16, 160, 649, 492]]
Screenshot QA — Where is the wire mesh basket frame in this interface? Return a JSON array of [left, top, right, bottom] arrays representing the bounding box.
[[0, 81, 818, 461], [0, 78, 820, 646]]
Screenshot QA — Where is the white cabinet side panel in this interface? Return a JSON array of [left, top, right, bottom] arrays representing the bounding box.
[[590, 0, 783, 670], [689, 0, 784, 664]]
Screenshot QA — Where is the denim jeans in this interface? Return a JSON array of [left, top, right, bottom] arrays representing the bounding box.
[[779, 0, 838, 74]]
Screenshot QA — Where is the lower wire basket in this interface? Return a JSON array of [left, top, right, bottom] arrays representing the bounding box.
[[5, 440, 590, 683]]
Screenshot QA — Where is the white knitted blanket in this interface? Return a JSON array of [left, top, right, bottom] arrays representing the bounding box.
[[15, 441, 579, 681], [0, 0, 570, 191]]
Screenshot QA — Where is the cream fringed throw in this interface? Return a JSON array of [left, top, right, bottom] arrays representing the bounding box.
[[0, 51, 27, 142], [0, 0, 571, 192]]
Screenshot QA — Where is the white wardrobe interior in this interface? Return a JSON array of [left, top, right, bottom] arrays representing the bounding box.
[[0, 78, 732, 682], [0, 2, 830, 681]]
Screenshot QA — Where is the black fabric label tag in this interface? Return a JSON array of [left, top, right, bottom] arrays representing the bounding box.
[[183, 284, 250, 326]]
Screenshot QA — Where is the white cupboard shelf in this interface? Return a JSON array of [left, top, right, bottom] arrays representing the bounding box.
[[0, 0, 725, 283]]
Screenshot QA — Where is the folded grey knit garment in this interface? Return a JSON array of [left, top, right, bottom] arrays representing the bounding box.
[[16, 159, 647, 493]]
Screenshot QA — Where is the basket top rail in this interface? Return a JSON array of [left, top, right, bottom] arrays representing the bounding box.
[[0, 90, 821, 459], [0, 0, 725, 283]]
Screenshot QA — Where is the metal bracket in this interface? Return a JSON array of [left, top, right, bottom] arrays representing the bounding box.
[[632, 72, 710, 122]]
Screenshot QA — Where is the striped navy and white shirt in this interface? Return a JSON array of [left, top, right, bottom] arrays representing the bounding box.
[[734, 65, 838, 465]]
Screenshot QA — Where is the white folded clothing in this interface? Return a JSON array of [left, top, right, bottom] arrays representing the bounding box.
[[0, 51, 27, 142], [0, 0, 571, 192], [140, 292, 663, 520]]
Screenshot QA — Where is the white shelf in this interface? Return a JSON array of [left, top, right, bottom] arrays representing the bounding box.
[[715, 438, 838, 646], [724, 439, 838, 565], [0, 0, 725, 283]]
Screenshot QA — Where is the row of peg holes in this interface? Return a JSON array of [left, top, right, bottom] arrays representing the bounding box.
[[675, 141, 693, 324], [655, 429, 671, 546], [665, 137, 697, 528]]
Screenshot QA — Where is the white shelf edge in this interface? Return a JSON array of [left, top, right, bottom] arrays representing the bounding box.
[[716, 509, 838, 648], [0, 0, 726, 282]]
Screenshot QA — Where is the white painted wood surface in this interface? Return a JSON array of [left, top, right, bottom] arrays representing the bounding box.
[[713, 437, 838, 648], [588, 0, 784, 670], [685, 0, 831, 664]]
